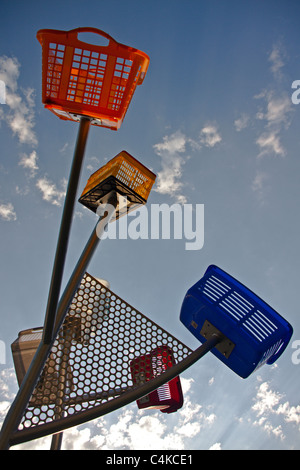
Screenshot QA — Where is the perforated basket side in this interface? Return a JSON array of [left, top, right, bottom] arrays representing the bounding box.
[[37, 28, 150, 126], [80, 151, 156, 202]]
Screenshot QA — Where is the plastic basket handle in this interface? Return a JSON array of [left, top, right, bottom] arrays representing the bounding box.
[[66, 27, 118, 47], [37, 27, 149, 86]]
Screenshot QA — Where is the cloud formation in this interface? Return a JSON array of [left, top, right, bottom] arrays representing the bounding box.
[[18, 150, 39, 177], [0, 56, 37, 147], [252, 381, 300, 441], [0, 56, 69, 211], [231, 42, 294, 201], [268, 43, 285, 80], [251, 170, 269, 202], [255, 91, 292, 158], [233, 42, 293, 162], [0, 56, 40, 221], [36, 176, 67, 206], [153, 125, 222, 204], [199, 125, 222, 148], [234, 113, 250, 132], [0, 202, 17, 221], [153, 130, 188, 204], [254, 42, 292, 159]]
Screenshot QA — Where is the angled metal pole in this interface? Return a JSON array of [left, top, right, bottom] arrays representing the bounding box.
[[0, 195, 117, 450], [50, 432, 63, 450], [49, 332, 71, 450], [43, 116, 91, 345]]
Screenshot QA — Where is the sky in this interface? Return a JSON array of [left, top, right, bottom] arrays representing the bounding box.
[[0, 0, 300, 450]]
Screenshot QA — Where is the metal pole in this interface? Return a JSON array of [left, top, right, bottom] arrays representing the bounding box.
[[50, 432, 63, 450], [43, 116, 91, 345], [0, 196, 117, 450], [9, 333, 223, 446], [49, 336, 69, 450]]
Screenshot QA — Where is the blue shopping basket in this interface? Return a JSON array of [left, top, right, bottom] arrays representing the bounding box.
[[180, 265, 293, 378]]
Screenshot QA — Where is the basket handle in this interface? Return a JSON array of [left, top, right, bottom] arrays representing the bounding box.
[[66, 27, 118, 47], [37, 27, 149, 86]]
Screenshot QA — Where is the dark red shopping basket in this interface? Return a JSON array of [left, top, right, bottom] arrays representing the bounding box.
[[37, 27, 150, 130], [130, 345, 184, 413]]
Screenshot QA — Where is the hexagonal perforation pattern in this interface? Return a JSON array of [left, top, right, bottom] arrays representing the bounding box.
[[19, 273, 192, 431]]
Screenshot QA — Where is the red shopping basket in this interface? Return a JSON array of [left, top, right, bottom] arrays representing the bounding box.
[[37, 27, 150, 130], [130, 346, 184, 413]]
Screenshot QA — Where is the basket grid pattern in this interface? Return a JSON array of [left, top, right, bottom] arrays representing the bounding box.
[[200, 274, 280, 344], [46, 43, 65, 99], [81, 152, 156, 204], [46, 41, 140, 113], [18, 273, 191, 431], [116, 159, 150, 195]]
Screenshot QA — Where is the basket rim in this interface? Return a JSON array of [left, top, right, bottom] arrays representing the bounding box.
[[36, 27, 150, 62], [202, 264, 293, 330], [88, 150, 156, 181]]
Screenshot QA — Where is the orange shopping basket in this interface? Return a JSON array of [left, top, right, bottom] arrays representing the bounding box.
[[37, 27, 150, 130]]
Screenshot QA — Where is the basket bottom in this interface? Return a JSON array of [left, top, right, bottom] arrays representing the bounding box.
[[45, 106, 121, 130]]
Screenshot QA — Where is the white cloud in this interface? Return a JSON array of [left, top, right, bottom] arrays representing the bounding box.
[[36, 176, 66, 206], [256, 131, 285, 158], [177, 396, 202, 425], [251, 170, 269, 202], [265, 96, 291, 126], [176, 421, 201, 438], [199, 125, 222, 148], [252, 382, 283, 416], [255, 92, 292, 158], [59, 426, 92, 451], [209, 442, 222, 450], [256, 93, 292, 128], [234, 44, 292, 160], [18, 150, 39, 177], [0, 202, 17, 221], [0, 56, 37, 147], [154, 131, 186, 155], [277, 402, 300, 426], [208, 377, 215, 386], [180, 377, 194, 394], [254, 45, 292, 158], [153, 126, 221, 204], [153, 130, 188, 204], [0, 369, 18, 428], [59, 142, 69, 154], [86, 156, 101, 172], [90, 409, 186, 451], [251, 381, 300, 441], [268, 43, 285, 80], [234, 113, 250, 132]]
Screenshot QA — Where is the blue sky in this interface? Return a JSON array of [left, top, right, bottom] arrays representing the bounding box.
[[0, 0, 300, 450]]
